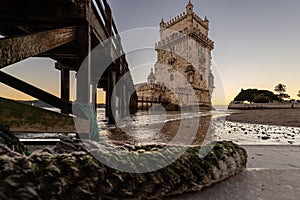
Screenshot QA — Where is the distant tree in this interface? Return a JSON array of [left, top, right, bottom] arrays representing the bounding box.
[[274, 83, 290, 101], [234, 89, 255, 102], [234, 89, 278, 103], [297, 90, 300, 98], [252, 94, 270, 103], [280, 93, 290, 99], [274, 83, 286, 94]]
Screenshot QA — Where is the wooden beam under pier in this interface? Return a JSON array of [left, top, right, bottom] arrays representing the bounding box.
[[0, 26, 77, 69], [0, 71, 71, 113]]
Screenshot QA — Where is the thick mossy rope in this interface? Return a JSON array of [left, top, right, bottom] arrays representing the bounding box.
[[0, 141, 247, 199], [0, 127, 30, 156]]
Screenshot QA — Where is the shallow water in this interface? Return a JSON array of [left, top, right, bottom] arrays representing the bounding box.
[[16, 107, 300, 145], [96, 108, 229, 145]]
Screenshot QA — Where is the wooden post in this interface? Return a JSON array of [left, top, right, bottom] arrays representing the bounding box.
[[119, 71, 127, 117], [105, 88, 109, 118], [91, 83, 97, 114], [76, 24, 91, 105], [122, 81, 126, 116], [107, 73, 111, 121], [61, 67, 70, 114], [108, 70, 116, 124], [118, 80, 124, 117], [123, 73, 127, 116], [151, 96, 153, 107], [146, 99, 148, 110]]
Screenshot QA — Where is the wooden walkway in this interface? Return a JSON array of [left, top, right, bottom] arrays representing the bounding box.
[[0, 0, 138, 124]]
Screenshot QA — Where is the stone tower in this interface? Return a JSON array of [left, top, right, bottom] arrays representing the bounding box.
[[154, 1, 214, 107]]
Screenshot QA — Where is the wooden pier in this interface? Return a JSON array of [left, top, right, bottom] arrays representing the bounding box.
[[138, 97, 171, 111], [0, 0, 138, 124]]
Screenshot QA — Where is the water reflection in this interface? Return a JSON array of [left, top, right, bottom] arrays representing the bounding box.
[[98, 108, 223, 146]]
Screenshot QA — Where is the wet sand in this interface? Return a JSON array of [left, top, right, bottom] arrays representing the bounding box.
[[168, 145, 300, 200], [103, 115, 212, 145], [226, 109, 300, 127]]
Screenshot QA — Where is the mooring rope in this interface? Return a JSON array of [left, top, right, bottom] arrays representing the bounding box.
[[73, 102, 100, 142]]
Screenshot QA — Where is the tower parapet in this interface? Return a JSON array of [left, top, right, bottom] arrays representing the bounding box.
[[162, 12, 208, 31], [155, 30, 214, 51], [160, 1, 211, 42]]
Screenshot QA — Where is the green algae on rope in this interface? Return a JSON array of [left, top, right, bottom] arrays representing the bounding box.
[[0, 141, 247, 199]]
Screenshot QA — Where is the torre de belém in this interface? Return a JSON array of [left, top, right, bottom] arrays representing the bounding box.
[[135, 1, 214, 110]]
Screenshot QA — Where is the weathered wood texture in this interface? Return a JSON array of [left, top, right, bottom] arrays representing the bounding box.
[[0, 26, 77, 69], [0, 1, 83, 28], [0, 0, 138, 118]]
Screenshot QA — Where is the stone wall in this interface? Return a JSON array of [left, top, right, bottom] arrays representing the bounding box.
[[228, 103, 300, 110]]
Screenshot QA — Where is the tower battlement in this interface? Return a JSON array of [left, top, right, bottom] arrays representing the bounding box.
[[161, 12, 209, 31], [159, 1, 212, 45], [155, 28, 214, 50]]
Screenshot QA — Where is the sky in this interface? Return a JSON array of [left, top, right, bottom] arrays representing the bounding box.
[[1, 0, 300, 105]]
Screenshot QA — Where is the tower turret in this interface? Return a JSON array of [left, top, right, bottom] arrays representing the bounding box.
[[147, 68, 156, 85], [186, 0, 194, 15], [160, 18, 166, 29], [204, 16, 209, 28]]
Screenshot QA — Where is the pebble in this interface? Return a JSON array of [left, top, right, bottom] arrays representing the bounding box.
[[218, 121, 300, 145], [261, 136, 270, 140]]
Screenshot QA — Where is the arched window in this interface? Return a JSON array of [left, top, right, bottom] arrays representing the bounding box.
[[170, 74, 174, 81], [168, 58, 176, 65], [159, 95, 162, 102], [185, 65, 194, 83], [187, 72, 194, 83]]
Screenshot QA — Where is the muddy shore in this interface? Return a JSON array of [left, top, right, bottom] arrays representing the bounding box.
[[226, 109, 300, 127]]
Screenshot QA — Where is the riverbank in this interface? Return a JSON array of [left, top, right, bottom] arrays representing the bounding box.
[[0, 97, 76, 133], [226, 109, 300, 127]]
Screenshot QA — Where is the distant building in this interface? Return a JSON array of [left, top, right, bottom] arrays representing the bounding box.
[[135, 68, 171, 110], [136, 1, 214, 110]]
